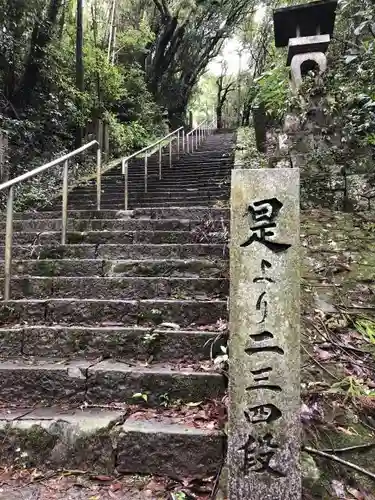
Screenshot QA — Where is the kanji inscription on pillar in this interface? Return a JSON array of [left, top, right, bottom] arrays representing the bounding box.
[[229, 168, 301, 499]]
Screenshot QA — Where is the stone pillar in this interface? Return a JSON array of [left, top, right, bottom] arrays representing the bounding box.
[[229, 168, 301, 499]]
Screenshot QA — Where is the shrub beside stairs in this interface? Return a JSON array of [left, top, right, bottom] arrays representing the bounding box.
[[0, 131, 235, 479]]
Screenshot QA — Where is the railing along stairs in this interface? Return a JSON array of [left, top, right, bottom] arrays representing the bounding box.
[[121, 119, 215, 210], [0, 118, 216, 301]]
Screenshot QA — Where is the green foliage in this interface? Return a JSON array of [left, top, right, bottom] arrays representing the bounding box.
[[355, 319, 375, 345], [328, 376, 375, 399], [0, 0, 170, 210], [252, 61, 291, 121], [132, 392, 148, 403]]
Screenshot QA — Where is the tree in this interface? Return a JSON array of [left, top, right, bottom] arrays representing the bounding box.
[[216, 61, 236, 129], [143, 0, 257, 125]]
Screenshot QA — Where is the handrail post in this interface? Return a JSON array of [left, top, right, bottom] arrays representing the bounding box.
[[158, 143, 162, 180], [4, 186, 14, 301], [144, 154, 148, 193], [195, 129, 198, 150], [177, 130, 180, 159], [169, 140, 172, 168], [123, 160, 129, 210], [61, 160, 69, 245], [182, 129, 185, 153], [96, 145, 102, 211]]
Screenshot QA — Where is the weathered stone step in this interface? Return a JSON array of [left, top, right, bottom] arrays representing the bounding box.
[[105, 259, 228, 278], [68, 189, 230, 199], [0, 407, 223, 478], [134, 208, 230, 219], [13, 210, 129, 220], [0, 243, 229, 260], [90, 176, 230, 187], [129, 201, 227, 208], [13, 208, 229, 221], [0, 325, 227, 360], [6, 230, 227, 245], [84, 179, 229, 189], [2, 276, 228, 300], [0, 218, 229, 232], [140, 192, 229, 200], [106, 158, 231, 170], [104, 166, 231, 178], [0, 299, 228, 327], [65, 196, 229, 208], [103, 172, 231, 183], [0, 258, 228, 278], [65, 198, 229, 209], [0, 358, 224, 407]]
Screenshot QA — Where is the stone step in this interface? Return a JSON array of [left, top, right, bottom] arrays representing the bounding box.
[[0, 407, 223, 478], [105, 259, 228, 278], [0, 358, 225, 407], [13, 208, 229, 221], [65, 196, 229, 207], [139, 195, 228, 204], [67, 201, 225, 210], [69, 188, 230, 199], [107, 158, 231, 168], [0, 325, 227, 361], [0, 218, 229, 233], [93, 176, 230, 187], [103, 171, 231, 181], [134, 207, 230, 219], [6, 230, 227, 246], [0, 299, 228, 327], [2, 277, 228, 300], [72, 195, 230, 206], [85, 177, 230, 187], [129, 201, 227, 208], [0, 258, 228, 278], [13, 210, 129, 220], [0, 243, 229, 260]]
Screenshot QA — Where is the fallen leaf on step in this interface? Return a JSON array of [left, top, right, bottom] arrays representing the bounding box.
[[110, 481, 122, 492], [314, 348, 335, 361], [160, 322, 180, 330], [91, 475, 113, 482]]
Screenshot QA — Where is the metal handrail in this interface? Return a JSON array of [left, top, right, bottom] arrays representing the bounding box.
[[185, 119, 215, 153], [121, 126, 184, 210], [122, 127, 184, 165], [0, 139, 101, 300], [120, 120, 216, 210]]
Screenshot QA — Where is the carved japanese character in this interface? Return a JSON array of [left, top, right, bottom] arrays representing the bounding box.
[[253, 259, 275, 283], [246, 367, 282, 393], [244, 404, 282, 424], [241, 198, 291, 253], [245, 345, 284, 356], [239, 433, 286, 477], [256, 291, 268, 323], [250, 330, 274, 341]]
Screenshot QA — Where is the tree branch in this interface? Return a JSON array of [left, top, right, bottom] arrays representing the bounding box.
[[304, 446, 375, 482]]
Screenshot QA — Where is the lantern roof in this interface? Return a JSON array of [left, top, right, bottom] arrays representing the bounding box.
[[273, 0, 338, 48]]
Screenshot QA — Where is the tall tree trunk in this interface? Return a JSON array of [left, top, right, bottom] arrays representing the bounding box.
[[75, 0, 84, 149], [15, 0, 63, 107], [216, 105, 223, 129]]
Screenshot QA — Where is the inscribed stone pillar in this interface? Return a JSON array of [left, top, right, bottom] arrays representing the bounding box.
[[229, 168, 301, 499]]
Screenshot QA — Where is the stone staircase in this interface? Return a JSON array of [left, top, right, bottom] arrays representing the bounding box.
[[0, 131, 234, 479]]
